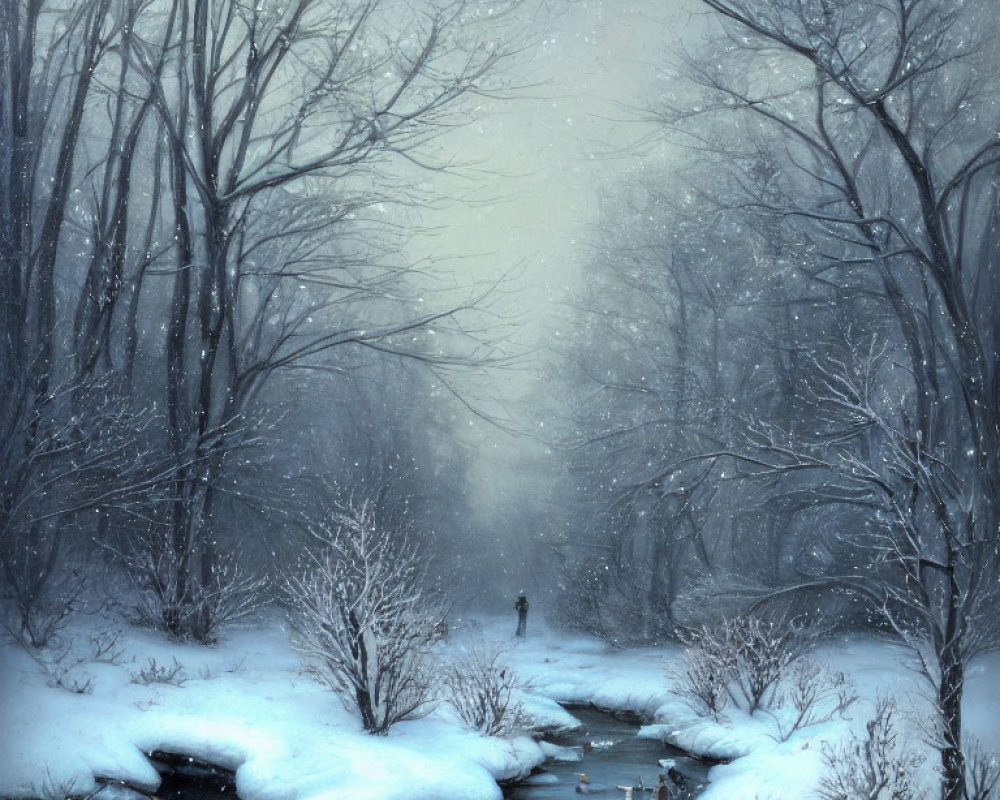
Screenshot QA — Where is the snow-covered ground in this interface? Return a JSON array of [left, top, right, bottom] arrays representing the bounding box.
[[497, 621, 1000, 799], [0, 612, 562, 800], [2, 612, 998, 800]]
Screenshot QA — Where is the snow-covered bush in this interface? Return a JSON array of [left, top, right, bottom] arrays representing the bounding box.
[[130, 656, 187, 686], [36, 643, 94, 695], [124, 531, 267, 644], [770, 657, 857, 741], [285, 500, 442, 734], [818, 698, 924, 800], [674, 614, 804, 716], [671, 639, 729, 721], [725, 615, 802, 713], [0, 533, 89, 649], [444, 646, 529, 736], [671, 613, 855, 737], [88, 628, 125, 664]]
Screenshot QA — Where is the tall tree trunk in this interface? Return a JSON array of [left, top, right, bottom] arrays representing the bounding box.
[[31, 0, 112, 401], [938, 646, 965, 800]]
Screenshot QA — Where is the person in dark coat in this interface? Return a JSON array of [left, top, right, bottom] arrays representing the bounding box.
[[515, 592, 529, 638], [654, 774, 669, 800]]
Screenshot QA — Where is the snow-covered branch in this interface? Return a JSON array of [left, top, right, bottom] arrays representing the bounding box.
[[285, 499, 442, 734]]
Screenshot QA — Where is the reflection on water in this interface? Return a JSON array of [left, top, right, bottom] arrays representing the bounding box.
[[506, 706, 708, 800]]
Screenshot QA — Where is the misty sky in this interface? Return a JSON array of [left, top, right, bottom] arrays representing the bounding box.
[[401, 1, 708, 512]]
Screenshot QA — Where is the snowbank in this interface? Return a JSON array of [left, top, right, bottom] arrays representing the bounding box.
[[0, 613, 548, 800], [450, 619, 1000, 800], [3, 613, 999, 800]]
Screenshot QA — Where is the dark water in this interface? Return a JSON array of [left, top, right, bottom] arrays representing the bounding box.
[[90, 755, 237, 800], [506, 707, 709, 800], [147, 753, 238, 800]]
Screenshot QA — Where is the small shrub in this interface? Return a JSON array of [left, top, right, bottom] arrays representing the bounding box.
[[128, 543, 267, 644], [722, 615, 803, 713], [5, 635, 95, 694], [818, 698, 924, 800], [770, 658, 857, 741], [46, 662, 94, 695], [88, 629, 125, 664], [671, 613, 855, 739], [445, 646, 529, 736], [130, 656, 187, 686], [674, 614, 804, 717], [669, 643, 729, 721], [34, 772, 81, 800], [0, 563, 86, 650]]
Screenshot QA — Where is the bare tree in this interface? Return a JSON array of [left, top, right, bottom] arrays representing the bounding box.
[[2, 0, 530, 647], [650, 2, 1000, 796], [120, 0, 522, 641], [0, 0, 130, 645], [964, 740, 1000, 800], [1, 0, 182, 647], [741, 339, 1000, 790], [444, 645, 529, 736], [285, 499, 442, 734], [0, 0, 114, 403]]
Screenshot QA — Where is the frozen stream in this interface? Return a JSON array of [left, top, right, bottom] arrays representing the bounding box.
[[90, 709, 708, 800], [507, 706, 709, 800]]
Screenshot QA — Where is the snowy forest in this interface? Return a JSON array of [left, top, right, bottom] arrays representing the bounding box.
[[2, 2, 999, 800]]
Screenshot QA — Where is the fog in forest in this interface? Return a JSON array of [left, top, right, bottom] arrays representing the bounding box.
[[3, 2, 1000, 794], [396, 0, 709, 608]]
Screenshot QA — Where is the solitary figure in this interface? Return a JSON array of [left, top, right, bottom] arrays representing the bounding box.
[[515, 592, 529, 638]]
